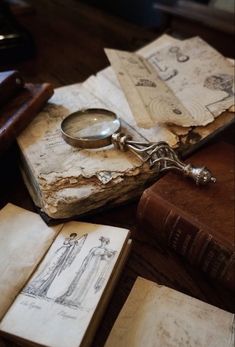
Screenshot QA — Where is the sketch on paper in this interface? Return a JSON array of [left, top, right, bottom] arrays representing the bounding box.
[[204, 73, 234, 113], [56, 236, 117, 308], [23, 233, 88, 298], [147, 52, 178, 82], [168, 46, 189, 63]]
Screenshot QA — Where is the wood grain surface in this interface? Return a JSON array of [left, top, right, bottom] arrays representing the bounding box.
[[0, 1, 234, 347]]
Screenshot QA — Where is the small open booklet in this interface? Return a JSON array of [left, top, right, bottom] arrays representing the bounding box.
[[0, 204, 131, 347], [17, 34, 234, 219]]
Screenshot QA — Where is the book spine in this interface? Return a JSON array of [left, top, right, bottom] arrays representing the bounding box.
[[0, 70, 24, 106], [137, 190, 235, 290]]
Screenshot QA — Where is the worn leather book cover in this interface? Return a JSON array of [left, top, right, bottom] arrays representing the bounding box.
[[0, 82, 53, 154], [137, 141, 235, 290]]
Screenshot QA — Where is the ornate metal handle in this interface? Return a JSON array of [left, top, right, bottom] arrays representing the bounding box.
[[112, 133, 216, 185]]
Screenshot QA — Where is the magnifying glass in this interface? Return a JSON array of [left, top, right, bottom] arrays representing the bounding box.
[[61, 108, 216, 185], [61, 109, 120, 148]]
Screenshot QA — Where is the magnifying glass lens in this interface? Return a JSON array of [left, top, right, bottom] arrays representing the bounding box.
[[63, 112, 119, 140], [61, 109, 121, 148]]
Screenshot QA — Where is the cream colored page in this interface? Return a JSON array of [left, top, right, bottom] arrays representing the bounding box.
[[0, 204, 61, 320], [18, 83, 141, 189], [0, 222, 129, 347], [83, 74, 178, 146], [137, 33, 179, 56], [105, 277, 234, 347], [17, 35, 181, 219], [146, 36, 234, 126], [17, 34, 233, 219], [105, 48, 193, 128]]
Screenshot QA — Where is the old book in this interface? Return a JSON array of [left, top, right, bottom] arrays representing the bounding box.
[[17, 34, 234, 219], [0, 70, 24, 107], [105, 277, 234, 347], [0, 82, 53, 154], [137, 141, 235, 290], [0, 203, 131, 347]]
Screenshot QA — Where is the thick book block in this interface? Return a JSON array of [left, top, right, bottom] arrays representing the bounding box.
[[137, 142, 235, 290], [0, 82, 53, 154]]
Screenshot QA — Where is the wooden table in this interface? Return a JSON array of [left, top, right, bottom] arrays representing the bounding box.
[[0, 1, 234, 346]]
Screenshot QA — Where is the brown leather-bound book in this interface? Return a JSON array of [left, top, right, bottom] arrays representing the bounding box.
[[137, 142, 235, 290], [0, 70, 24, 106], [0, 82, 53, 154]]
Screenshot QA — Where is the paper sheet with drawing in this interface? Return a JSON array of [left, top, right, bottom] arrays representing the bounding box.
[[0, 216, 130, 347], [105, 37, 234, 128], [105, 277, 234, 347]]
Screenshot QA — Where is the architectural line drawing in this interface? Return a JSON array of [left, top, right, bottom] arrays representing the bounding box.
[[55, 236, 117, 308], [23, 233, 88, 298]]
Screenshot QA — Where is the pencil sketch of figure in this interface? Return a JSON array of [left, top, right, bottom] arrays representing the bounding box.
[[204, 74, 234, 100], [23, 233, 88, 298], [56, 236, 116, 308]]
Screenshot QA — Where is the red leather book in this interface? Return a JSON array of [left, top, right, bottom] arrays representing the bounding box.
[[0, 81, 53, 154], [137, 142, 235, 290]]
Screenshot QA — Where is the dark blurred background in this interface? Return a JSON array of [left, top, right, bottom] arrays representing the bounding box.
[[79, 0, 235, 58], [1, 0, 234, 65], [79, 0, 234, 27]]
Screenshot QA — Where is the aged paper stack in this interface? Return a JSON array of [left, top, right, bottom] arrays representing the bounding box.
[[0, 204, 131, 347], [17, 34, 234, 219]]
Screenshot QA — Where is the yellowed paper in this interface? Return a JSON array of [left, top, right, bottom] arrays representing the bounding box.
[[105, 48, 192, 128], [0, 204, 61, 320], [0, 222, 129, 347], [105, 277, 234, 347], [150, 37, 234, 125], [106, 37, 234, 128]]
